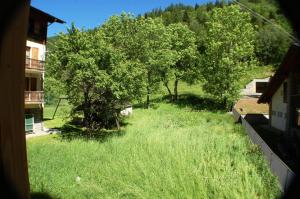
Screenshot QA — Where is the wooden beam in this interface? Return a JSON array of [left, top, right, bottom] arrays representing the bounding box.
[[52, 98, 62, 119], [0, 1, 30, 198]]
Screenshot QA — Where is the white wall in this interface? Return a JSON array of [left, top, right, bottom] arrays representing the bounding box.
[[271, 83, 287, 131], [26, 40, 46, 61]]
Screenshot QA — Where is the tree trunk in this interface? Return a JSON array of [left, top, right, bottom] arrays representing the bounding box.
[[164, 81, 173, 100], [147, 88, 150, 109], [174, 79, 179, 101], [146, 72, 151, 109], [114, 113, 120, 130], [222, 97, 228, 110], [83, 87, 90, 128]]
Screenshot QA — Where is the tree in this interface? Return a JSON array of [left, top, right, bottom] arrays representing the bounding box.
[[182, 10, 190, 24], [44, 75, 65, 104], [255, 24, 291, 66], [214, 0, 225, 8], [135, 17, 175, 107], [202, 5, 256, 109], [47, 23, 145, 131], [144, 0, 292, 71], [163, 23, 198, 101], [103, 14, 175, 108]]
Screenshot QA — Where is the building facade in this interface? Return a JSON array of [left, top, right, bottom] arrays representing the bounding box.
[[259, 44, 300, 136], [25, 7, 64, 132]]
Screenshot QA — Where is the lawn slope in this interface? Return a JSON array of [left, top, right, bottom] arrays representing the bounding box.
[[28, 103, 280, 198]]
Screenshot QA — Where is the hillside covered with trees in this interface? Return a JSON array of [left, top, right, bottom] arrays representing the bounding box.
[[144, 0, 293, 66], [45, 0, 295, 131]]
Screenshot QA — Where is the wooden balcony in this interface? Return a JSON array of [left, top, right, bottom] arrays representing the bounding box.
[[25, 58, 45, 71], [24, 91, 44, 104]]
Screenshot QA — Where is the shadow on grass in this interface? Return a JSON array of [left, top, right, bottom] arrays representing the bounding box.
[[132, 100, 162, 109], [43, 118, 52, 121], [31, 192, 58, 199], [132, 94, 226, 112], [171, 94, 226, 112], [56, 122, 126, 143]]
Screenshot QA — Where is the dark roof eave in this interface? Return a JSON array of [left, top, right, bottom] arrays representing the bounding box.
[[30, 6, 65, 24]]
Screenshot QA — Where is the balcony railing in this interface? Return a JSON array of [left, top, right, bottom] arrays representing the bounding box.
[[25, 58, 45, 71], [25, 91, 44, 103]]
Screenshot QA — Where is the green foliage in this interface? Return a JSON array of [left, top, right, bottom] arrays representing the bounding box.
[[45, 0, 292, 129], [47, 23, 145, 130], [44, 75, 65, 105], [103, 14, 176, 108], [48, 14, 196, 129], [134, 17, 174, 107], [167, 23, 198, 82], [238, 0, 293, 66], [239, 65, 275, 87], [164, 23, 198, 100], [145, 0, 292, 66], [202, 5, 257, 109], [255, 24, 291, 66]]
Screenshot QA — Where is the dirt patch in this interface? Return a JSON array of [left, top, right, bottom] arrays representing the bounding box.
[[234, 98, 269, 114]]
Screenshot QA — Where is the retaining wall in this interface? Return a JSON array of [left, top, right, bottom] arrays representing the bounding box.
[[232, 108, 295, 192]]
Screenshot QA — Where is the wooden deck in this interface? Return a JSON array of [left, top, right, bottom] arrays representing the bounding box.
[[24, 91, 44, 103]]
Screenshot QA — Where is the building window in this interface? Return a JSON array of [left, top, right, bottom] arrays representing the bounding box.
[[283, 82, 287, 103]]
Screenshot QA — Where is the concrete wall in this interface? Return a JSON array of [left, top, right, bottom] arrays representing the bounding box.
[[232, 108, 295, 192], [241, 78, 269, 96], [271, 83, 287, 131]]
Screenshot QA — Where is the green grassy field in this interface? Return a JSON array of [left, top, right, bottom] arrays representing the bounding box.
[[43, 100, 72, 129], [240, 65, 275, 86], [28, 86, 280, 198]]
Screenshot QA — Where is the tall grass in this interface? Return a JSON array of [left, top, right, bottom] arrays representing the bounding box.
[[28, 103, 280, 198]]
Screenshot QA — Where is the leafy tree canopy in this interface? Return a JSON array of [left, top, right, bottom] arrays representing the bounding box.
[[47, 23, 146, 130], [202, 5, 257, 108]]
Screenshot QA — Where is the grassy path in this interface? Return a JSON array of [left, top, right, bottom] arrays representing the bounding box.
[[28, 103, 280, 198]]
